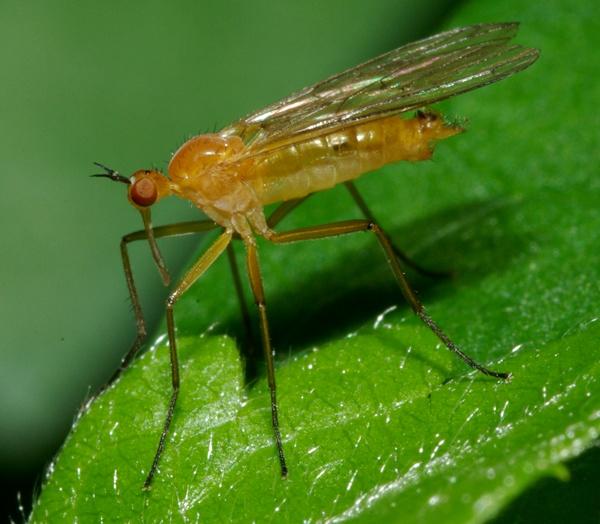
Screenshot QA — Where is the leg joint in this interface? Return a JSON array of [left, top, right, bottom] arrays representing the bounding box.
[[166, 294, 177, 308], [121, 232, 138, 246]]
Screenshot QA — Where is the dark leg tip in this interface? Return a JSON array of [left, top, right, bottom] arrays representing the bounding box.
[[281, 466, 288, 479]]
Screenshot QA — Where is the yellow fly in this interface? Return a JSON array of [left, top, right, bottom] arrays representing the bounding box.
[[94, 22, 539, 488]]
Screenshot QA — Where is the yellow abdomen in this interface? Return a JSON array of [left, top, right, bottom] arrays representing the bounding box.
[[247, 114, 461, 205]]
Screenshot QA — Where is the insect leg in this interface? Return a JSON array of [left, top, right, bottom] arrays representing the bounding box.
[[144, 229, 233, 489], [266, 188, 449, 278], [235, 197, 313, 367], [244, 239, 288, 478], [108, 220, 219, 387], [344, 181, 451, 278], [267, 220, 509, 379]]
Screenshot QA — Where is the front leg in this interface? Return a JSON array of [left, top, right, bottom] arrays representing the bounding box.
[[107, 220, 219, 387]]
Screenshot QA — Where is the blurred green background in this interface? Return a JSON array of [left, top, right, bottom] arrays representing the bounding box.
[[0, 0, 459, 519]]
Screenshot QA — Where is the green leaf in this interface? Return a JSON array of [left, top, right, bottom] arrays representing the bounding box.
[[30, 321, 600, 523], [31, 0, 600, 522]]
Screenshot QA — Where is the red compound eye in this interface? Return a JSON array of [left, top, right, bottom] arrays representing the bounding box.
[[130, 177, 157, 207]]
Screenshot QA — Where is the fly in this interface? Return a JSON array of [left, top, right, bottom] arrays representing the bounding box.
[[93, 22, 539, 488]]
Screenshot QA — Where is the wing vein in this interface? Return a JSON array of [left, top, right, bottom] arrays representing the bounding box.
[[220, 22, 539, 158]]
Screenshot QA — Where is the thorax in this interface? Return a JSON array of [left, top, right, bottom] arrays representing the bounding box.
[[168, 134, 266, 237]]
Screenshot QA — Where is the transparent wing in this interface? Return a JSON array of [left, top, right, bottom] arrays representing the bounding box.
[[221, 22, 539, 156]]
